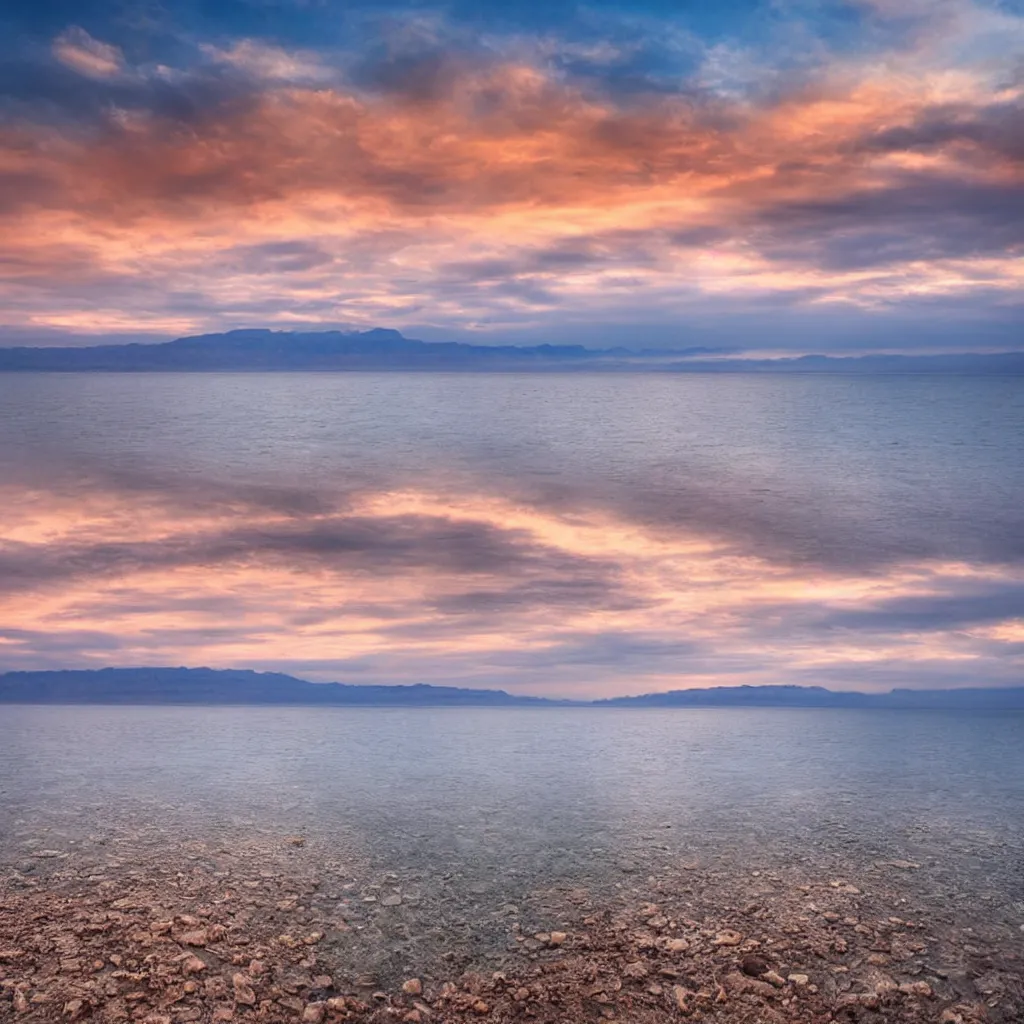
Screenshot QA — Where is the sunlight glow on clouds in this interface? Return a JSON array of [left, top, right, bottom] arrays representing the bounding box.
[[51, 27, 124, 79], [2, 476, 1022, 697], [0, 0, 1020, 349]]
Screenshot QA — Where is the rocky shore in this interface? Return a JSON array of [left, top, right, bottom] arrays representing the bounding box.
[[2, 831, 1022, 1024]]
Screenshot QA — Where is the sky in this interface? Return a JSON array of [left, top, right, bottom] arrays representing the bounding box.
[[0, 0, 1022, 351], [2, 372, 1023, 697]]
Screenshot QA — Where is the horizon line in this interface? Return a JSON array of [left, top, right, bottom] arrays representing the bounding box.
[[3, 666, 1024, 707]]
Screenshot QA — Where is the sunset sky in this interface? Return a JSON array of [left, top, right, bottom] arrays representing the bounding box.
[[2, 371, 1023, 697], [2, 2, 1023, 698], [2, 0, 1022, 351]]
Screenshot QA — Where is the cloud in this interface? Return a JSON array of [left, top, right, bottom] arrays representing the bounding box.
[[201, 40, 335, 84], [807, 581, 1024, 632], [0, 509, 620, 595], [52, 27, 125, 79], [0, 445, 1022, 695], [0, 2, 1021, 346]]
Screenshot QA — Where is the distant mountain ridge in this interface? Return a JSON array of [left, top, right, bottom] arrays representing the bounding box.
[[0, 328, 1021, 373], [593, 684, 1024, 709], [0, 328, 714, 372], [1, 668, 1022, 708], [0, 668, 562, 706]]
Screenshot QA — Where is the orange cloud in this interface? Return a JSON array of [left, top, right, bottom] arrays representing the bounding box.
[[2, 476, 1021, 696], [0, 7, 1021, 341]]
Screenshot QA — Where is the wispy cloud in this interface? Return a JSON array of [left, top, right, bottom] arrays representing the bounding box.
[[1, 453, 1021, 695], [52, 27, 125, 79], [0, 1, 1019, 348]]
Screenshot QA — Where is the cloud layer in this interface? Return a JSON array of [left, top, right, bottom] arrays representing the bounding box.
[[2, 369, 1021, 695], [3, 470, 1022, 696], [0, 0, 1021, 347]]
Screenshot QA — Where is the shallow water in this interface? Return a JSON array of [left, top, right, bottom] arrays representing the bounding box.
[[3, 707, 1022, 917]]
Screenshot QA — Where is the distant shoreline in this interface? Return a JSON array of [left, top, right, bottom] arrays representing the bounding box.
[[1, 328, 1022, 374], [3, 668, 1023, 709], [8, 700, 1024, 708]]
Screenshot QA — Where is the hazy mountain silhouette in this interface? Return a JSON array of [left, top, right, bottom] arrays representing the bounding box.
[[0, 668, 564, 706], [0, 328, 712, 371], [2, 668, 1022, 708], [0, 328, 1021, 372], [593, 684, 1024, 709]]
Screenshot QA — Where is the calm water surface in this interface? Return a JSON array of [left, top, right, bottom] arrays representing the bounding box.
[[2, 371, 1023, 566], [2, 373, 1024, 978], [2, 706, 1022, 886]]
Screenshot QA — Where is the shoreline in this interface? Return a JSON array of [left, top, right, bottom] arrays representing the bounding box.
[[3, 836, 1020, 1023]]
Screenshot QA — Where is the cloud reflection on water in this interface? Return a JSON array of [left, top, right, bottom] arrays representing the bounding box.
[[2, 464, 1022, 697]]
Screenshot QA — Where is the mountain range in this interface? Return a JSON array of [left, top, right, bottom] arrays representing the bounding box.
[[1, 328, 1022, 373], [2, 668, 1022, 708]]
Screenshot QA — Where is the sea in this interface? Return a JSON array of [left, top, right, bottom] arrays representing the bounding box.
[[1, 371, 1023, 996]]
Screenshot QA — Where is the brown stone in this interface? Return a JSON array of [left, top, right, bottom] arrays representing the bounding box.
[[672, 985, 692, 1014], [402, 978, 423, 996], [232, 974, 256, 1006], [900, 980, 933, 998], [180, 956, 206, 976]]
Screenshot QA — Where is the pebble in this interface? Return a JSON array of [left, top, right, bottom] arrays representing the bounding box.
[[402, 978, 423, 996], [672, 984, 691, 1012], [231, 974, 256, 1006], [180, 955, 207, 976]]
